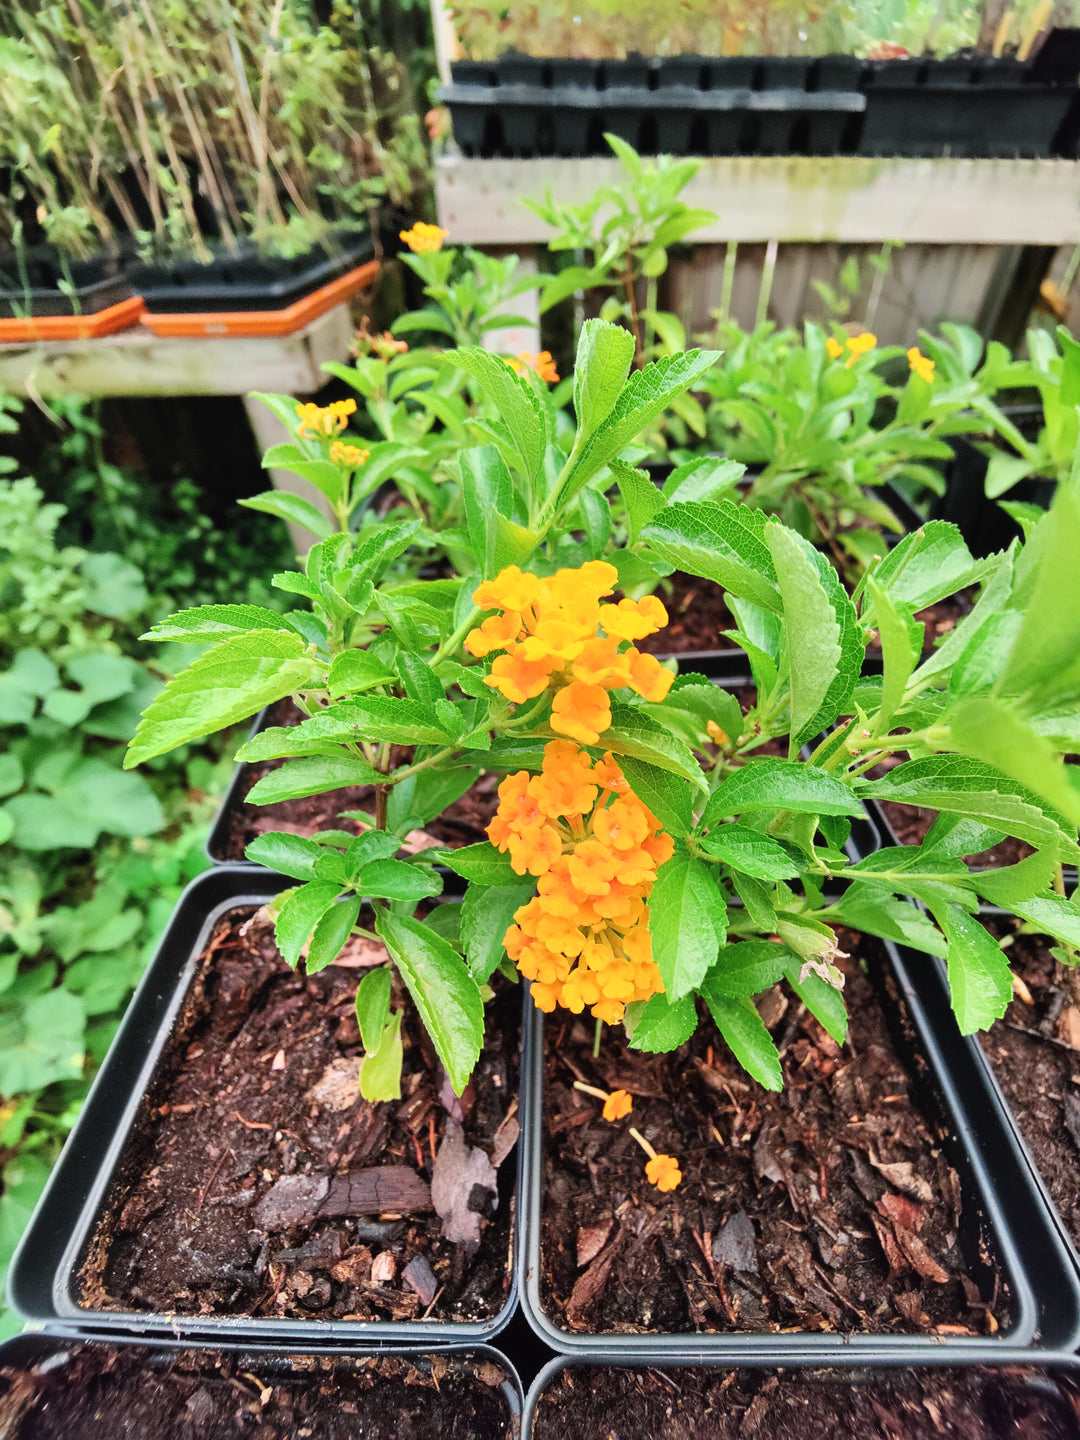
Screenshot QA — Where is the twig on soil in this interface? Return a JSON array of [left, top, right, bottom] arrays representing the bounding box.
[[195, 1146, 233, 1215]]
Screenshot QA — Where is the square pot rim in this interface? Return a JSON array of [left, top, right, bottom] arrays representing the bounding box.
[[516, 906, 1080, 1356], [7, 864, 527, 1348], [0, 1332, 524, 1433], [520, 1351, 1080, 1440]]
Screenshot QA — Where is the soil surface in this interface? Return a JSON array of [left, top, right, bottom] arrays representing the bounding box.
[[980, 923, 1080, 1252], [540, 934, 1007, 1337], [215, 701, 500, 862], [80, 908, 520, 1324], [531, 1365, 1080, 1440], [0, 1345, 514, 1440]]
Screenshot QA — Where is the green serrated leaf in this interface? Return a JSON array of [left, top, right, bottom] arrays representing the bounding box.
[[244, 831, 325, 880], [377, 910, 485, 1096], [941, 906, 1012, 1034], [356, 858, 442, 902], [246, 753, 380, 805], [141, 604, 286, 643], [627, 991, 698, 1052], [649, 847, 726, 1000], [704, 940, 794, 998], [642, 499, 781, 614], [701, 760, 863, 828], [697, 825, 800, 880], [275, 881, 343, 967], [126, 631, 321, 767], [604, 702, 708, 789], [704, 992, 782, 1090], [573, 318, 636, 436], [355, 965, 393, 1050], [327, 651, 396, 697], [461, 882, 529, 983], [306, 894, 361, 973], [612, 753, 692, 836], [240, 490, 333, 539]]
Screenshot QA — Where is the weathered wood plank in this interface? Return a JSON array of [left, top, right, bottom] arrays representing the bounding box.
[[437, 155, 1080, 246], [0, 304, 353, 398]]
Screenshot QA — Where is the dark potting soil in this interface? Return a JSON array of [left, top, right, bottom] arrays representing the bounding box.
[[540, 934, 1007, 1337], [530, 1365, 1080, 1440], [637, 572, 740, 657], [980, 923, 1080, 1253], [0, 1344, 514, 1440], [79, 909, 520, 1324], [217, 701, 500, 862]]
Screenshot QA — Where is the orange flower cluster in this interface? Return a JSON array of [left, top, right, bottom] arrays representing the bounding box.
[[296, 398, 357, 438], [492, 739, 673, 1025], [465, 562, 674, 746], [506, 350, 560, 383], [399, 221, 449, 254]]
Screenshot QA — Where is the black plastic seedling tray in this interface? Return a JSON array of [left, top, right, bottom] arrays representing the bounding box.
[[8, 865, 527, 1348], [521, 1355, 1080, 1440], [0, 1333, 524, 1439], [128, 230, 373, 314], [0, 246, 131, 319], [517, 868, 1080, 1356]]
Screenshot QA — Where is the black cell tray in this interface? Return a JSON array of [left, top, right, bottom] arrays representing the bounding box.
[[0, 246, 131, 319], [443, 33, 1080, 161], [441, 54, 865, 159], [128, 230, 373, 314]]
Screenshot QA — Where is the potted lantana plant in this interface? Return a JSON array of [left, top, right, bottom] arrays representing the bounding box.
[[10, 321, 1080, 1355]]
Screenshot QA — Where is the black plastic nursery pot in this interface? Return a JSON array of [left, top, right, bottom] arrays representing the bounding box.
[[0, 245, 131, 319], [932, 433, 1055, 560], [521, 1355, 1080, 1440], [895, 904, 1080, 1305], [0, 1333, 523, 1439], [128, 228, 374, 315], [517, 911, 1080, 1357], [8, 865, 527, 1347]]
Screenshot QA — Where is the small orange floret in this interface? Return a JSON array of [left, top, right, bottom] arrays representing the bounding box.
[[825, 336, 844, 359], [550, 681, 611, 746], [602, 1088, 633, 1122], [645, 1153, 682, 1191], [474, 565, 541, 614]]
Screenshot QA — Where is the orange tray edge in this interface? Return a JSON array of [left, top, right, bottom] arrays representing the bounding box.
[[139, 259, 381, 339], [0, 295, 146, 343]]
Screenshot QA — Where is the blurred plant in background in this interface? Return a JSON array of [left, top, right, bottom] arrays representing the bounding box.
[[0, 393, 270, 1336], [0, 0, 435, 265]]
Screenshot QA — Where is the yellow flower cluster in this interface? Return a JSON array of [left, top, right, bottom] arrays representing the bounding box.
[[295, 398, 357, 439], [465, 562, 674, 746], [492, 739, 673, 1025], [826, 332, 877, 368], [907, 346, 936, 384], [506, 350, 560, 383], [329, 440, 371, 468], [399, 221, 449, 254]]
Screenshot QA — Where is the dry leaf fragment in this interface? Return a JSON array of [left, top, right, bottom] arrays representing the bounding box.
[[430, 1117, 498, 1250], [576, 1220, 612, 1268]]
